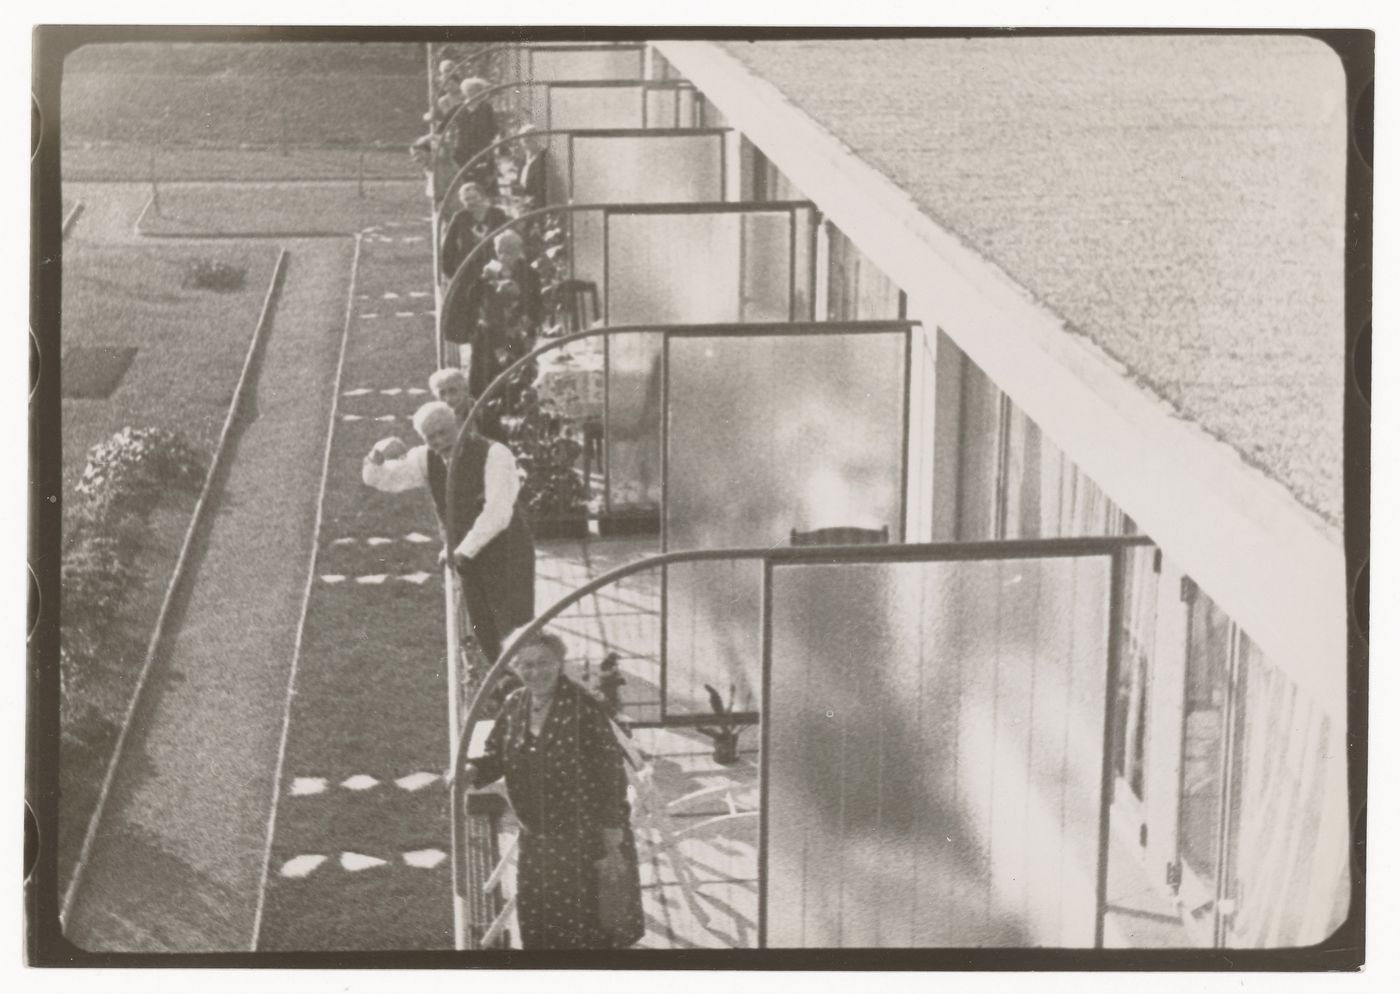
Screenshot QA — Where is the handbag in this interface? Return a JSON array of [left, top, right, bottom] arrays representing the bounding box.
[[596, 826, 645, 947]]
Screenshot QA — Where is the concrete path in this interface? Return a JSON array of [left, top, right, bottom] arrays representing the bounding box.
[[63, 239, 355, 952]]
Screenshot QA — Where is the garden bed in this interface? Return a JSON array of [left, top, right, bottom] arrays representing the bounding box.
[[58, 239, 280, 888]]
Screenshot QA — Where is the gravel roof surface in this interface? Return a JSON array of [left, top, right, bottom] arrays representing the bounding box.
[[721, 36, 1348, 527]]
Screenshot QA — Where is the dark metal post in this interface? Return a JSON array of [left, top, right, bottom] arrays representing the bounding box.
[[1095, 547, 1127, 948]]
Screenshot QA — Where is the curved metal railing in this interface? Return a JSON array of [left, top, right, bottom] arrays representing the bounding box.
[[435, 199, 816, 362]]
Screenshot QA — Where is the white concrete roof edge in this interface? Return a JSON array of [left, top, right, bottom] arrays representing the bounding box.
[[657, 39, 1347, 712]]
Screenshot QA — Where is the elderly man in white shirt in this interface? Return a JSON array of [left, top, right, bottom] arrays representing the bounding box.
[[363, 400, 534, 659]]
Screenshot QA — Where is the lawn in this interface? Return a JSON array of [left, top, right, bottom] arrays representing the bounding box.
[[64, 145, 420, 183], [61, 42, 431, 182], [63, 42, 426, 145], [58, 239, 280, 888], [255, 225, 457, 951], [136, 180, 428, 237], [60, 241, 280, 490]]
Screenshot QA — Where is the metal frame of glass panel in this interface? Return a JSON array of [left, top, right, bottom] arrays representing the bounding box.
[[445, 535, 1150, 951], [757, 536, 1146, 949]]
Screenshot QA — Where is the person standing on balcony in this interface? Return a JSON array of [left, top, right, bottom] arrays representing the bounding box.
[[362, 401, 534, 661], [452, 77, 498, 183], [440, 180, 508, 282], [514, 125, 549, 210], [429, 367, 473, 425], [458, 630, 641, 949]]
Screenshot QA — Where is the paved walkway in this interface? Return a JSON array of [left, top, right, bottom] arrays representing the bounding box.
[[63, 239, 355, 951]]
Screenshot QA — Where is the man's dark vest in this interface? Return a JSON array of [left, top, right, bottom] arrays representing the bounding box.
[[446, 432, 536, 633], [426, 449, 448, 525]]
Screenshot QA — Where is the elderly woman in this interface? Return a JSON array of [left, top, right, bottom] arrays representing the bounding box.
[[460, 631, 639, 948], [440, 180, 508, 282]]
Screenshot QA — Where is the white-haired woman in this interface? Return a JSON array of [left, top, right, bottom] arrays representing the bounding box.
[[459, 630, 640, 948]]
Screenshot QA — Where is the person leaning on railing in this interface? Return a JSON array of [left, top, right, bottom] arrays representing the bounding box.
[[453, 630, 642, 949], [440, 180, 508, 282], [362, 401, 533, 660]]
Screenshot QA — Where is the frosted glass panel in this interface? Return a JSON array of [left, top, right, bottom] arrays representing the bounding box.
[[572, 134, 723, 203], [765, 555, 1113, 947], [739, 212, 793, 322], [529, 47, 643, 81], [604, 214, 740, 512], [569, 210, 605, 297], [644, 88, 677, 128], [663, 559, 764, 715], [607, 213, 741, 325], [604, 332, 662, 511], [548, 85, 642, 130], [664, 332, 906, 715]]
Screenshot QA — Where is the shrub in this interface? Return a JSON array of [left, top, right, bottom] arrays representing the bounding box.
[[183, 256, 247, 293], [73, 426, 206, 524], [61, 426, 208, 744]]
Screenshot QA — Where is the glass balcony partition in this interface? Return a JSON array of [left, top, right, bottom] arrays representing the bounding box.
[[662, 324, 913, 717], [526, 43, 646, 82], [438, 205, 821, 521], [446, 538, 1146, 950]]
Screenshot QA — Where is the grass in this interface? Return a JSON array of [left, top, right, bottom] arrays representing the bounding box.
[[60, 241, 279, 490], [255, 218, 458, 951], [58, 239, 279, 890], [62, 43, 426, 146], [63, 144, 420, 183], [137, 181, 428, 237]]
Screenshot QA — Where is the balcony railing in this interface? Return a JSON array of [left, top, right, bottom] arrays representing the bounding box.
[[445, 535, 1154, 949]]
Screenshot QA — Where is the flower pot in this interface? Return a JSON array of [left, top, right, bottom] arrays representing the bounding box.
[[711, 731, 740, 766]]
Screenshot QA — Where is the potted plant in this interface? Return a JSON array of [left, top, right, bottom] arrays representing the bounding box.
[[697, 683, 743, 766], [504, 386, 590, 540]]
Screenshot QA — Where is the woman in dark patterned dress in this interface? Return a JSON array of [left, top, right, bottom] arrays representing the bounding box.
[[461, 631, 637, 948]]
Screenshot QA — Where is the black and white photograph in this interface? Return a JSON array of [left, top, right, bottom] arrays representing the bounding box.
[[25, 21, 1372, 970]]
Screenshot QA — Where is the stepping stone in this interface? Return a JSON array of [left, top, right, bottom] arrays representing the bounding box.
[[362, 313, 380, 319], [366, 537, 393, 547], [382, 292, 400, 299], [329, 538, 356, 547], [340, 414, 364, 422], [290, 777, 328, 796], [342, 388, 372, 397], [341, 852, 388, 872], [408, 291, 430, 298], [406, 388, 428, 396], [395, 311, 415, 318], [395, 772, 440, 792], [381, 387, 403, 396], [280, 854, 328, 879], [403, 849, 447, 869], [374, 415, 398, 422], [341, 774, 380, 791], [400, 572, 432, 585], [405, 533, 434, 544], [356, 575, 388, 585], [321, 575, 347, 584]]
